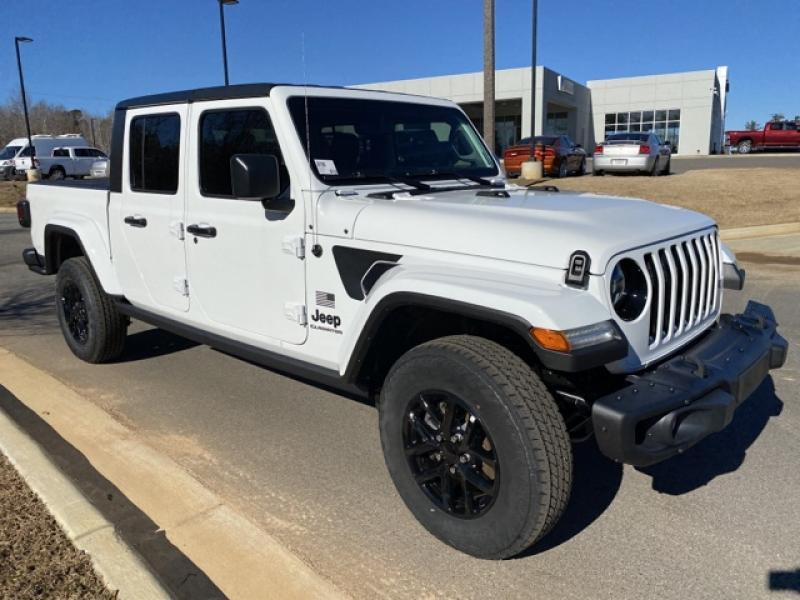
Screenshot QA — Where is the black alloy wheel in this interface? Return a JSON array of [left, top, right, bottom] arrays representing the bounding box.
[[60, 281, 90, 345], [403, 390, 499, 518]]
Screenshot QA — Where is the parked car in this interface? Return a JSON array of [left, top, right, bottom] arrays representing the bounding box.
[[37, 146, 108, 180], [8, 134, 89, 177], [89, 158, 109, 178], [0, 142, 23, 179], [726, 121, 800, 154], [17, 83, 786, 560], [593, 133, 671, 176], [503, 135, 587, 177]]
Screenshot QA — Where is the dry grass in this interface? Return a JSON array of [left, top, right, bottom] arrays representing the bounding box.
[[0, 453, 116, 598], [0, 181, 26, 210], [528, 168, 799, 229]]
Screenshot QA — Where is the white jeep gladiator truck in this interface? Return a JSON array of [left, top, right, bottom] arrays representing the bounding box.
[[17, 83, 787, 559]]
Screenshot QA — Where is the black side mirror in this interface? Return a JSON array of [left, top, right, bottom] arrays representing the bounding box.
[[230, 154, 280, 200], [574, 143, 582, 149]]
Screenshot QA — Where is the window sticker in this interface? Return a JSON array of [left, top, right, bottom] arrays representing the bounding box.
[[314, 159, 338, 175]]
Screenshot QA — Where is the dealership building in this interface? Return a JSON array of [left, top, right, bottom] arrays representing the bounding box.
[[358, 66, 729, 156]]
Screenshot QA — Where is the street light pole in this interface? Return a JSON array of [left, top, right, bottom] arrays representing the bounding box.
[[14, 36, 34, 168], [218, 0, 238, 86]]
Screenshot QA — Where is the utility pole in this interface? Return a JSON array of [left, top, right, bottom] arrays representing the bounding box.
[[530, 0, 538, 144], [483, 0, 495, 155]]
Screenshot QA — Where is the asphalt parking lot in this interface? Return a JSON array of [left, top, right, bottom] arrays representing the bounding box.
[[1, 213, 798, 599]]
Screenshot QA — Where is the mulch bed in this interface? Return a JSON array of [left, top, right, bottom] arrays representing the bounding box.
[[0, 452, 116, 599]]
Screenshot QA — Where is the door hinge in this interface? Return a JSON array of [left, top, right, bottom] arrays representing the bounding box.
[[284, 302, 307, 326], [282, 236, 305, 259], [173, 277, 189, 297], [170, 221, 185, 240]]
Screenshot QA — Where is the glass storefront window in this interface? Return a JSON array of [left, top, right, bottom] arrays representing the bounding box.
[[668, 109, 681, 121], [617, 112, 628, 124], [643, 111, 654, 123], [629, 111, 641, 125], [655, 110, 667, 122], [605, 113, 615, 125]]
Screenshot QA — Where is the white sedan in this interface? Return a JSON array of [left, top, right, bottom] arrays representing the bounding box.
[[592, 133, 671, 176]]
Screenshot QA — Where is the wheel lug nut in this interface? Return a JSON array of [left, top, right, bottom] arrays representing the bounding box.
[[449, 466, 457, 474], [459, 454, 470, 464], [435, 434, 443, 442], [450, 433, 462, 443]]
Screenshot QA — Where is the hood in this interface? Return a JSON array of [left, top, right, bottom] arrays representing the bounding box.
[[351, 187, 715, 273]]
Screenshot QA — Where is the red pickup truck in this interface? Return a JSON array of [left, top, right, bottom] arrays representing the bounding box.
[[726, 121, 800, 153]]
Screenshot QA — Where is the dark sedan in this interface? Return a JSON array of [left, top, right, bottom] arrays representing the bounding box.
[[503, 135, 587, 178]]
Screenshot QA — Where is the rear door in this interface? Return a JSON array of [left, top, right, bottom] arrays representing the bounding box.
[[72, 148, 94, 175], [113, 105, 189, 312]]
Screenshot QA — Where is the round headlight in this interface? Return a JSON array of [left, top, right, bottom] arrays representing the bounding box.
[[610, 259, 647, 321]]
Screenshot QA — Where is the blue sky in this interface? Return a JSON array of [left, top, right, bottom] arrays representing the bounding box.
[[1, 0, 797, 129]]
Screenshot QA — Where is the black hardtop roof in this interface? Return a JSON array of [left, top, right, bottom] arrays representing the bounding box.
[[115, 82, 350, 111]]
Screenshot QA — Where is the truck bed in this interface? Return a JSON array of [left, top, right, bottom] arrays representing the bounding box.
[[30, 177, 110, 190]]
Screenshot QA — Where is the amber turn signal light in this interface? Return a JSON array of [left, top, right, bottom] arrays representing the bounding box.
[[530, 327, 571, 353]]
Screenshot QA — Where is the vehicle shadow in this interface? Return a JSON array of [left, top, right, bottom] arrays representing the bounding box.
[[518, 439, 623, 557], [638, 377, 782, 495], [769, 568, 800, 593], [114, 328, 199, 363], [0, 286, 56, 336]]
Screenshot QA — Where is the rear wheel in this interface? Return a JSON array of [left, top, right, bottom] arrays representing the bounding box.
[[578, 158, 586, 176], [648, 158, 659, 176], [661, 156, 671, 175], [55, 257, 128, 363], [48, 167, 65, 181], [737, 139, 752, 154], [379, 335, 572, 559], [558, 159, 568, 178]]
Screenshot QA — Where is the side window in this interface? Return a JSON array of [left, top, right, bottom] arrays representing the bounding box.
[[199, 108, 288, 197], [53, 148, 69, 157], [19, 146, 32, 157], [90, 149, 107, 158], [74, 148, 90, 157], [769, 122, 783, 131], [129, 113, 181, 194], [784, 122, 797, 131]]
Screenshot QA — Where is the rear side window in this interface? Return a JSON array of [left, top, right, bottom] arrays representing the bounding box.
[[53, 148, 69, 157], [199, 108, 287, 197], [74, 148, 90, 157], [129, 113, 181, 194]]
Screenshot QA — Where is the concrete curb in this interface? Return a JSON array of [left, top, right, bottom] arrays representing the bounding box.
[[0, 347, 348, 600], [720, 222, 800, 241], [0, 403, 170, 599]]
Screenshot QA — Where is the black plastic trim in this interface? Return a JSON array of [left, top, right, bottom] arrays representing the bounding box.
[[22, 247, 47, 274], [42, 224, 90, 275], [110, 108, 126, 193], [332, 246, 402, 300], [592, 300, 787, 466], [113, 300, 367, 399]]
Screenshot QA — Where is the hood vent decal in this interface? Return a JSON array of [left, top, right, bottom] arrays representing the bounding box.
[[332, 246, 402, 300]]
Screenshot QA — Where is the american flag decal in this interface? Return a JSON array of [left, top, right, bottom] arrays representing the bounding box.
[[315, 291, 336, 308]]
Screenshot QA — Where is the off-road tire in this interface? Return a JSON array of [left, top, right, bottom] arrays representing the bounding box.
[[55, 257, 127, 363], [379, 335, 572, 559]]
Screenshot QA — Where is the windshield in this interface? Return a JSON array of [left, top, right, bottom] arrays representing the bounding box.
[[0, 146, 21, 159], [287, 97, 498, 184]]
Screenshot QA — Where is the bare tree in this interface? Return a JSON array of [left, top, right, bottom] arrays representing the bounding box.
[[483, 0, 495, 155], [744, 120, 760, 131]]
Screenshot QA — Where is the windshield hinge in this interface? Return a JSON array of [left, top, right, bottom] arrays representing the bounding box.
[[282, 236, 305, 259], [284, 302, 307, 326]]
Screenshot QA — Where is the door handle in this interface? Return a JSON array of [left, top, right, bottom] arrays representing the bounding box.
[[124, 215, 147, 228], [186, 223, 217, 238]]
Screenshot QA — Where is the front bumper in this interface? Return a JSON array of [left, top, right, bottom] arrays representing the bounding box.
[[593, 154, 654, 172], [592, 301, 787, 466]]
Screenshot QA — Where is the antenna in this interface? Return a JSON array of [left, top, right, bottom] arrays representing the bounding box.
[[301, 32, 320, 250]]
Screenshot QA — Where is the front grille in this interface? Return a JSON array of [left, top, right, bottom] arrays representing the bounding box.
[[641, 232, 721, 349]]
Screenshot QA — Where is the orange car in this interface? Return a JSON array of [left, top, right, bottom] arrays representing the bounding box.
[[502, 135, 587, 178]]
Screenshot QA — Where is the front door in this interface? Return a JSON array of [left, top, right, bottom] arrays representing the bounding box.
[[114, 106, 189, 312], [184, 100, 307, 345]]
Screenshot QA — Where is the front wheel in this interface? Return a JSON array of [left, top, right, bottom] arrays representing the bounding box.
[[578, 158, 587, 176], [379, 335, 572, 559], [557, 159, 568, 178], [661, 156, 671, 175], [55, 257, 128, 363]]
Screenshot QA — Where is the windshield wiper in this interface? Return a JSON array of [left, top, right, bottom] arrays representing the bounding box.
[[408, 171, 501, 188], [322, 173, 431, 191]]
